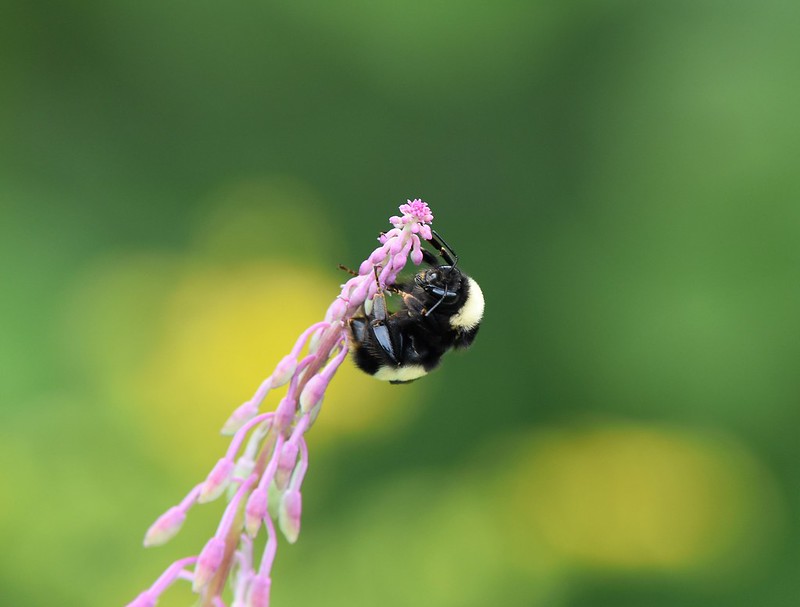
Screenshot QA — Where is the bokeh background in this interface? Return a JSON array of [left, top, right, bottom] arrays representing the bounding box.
[[2, 1, 799, 606]]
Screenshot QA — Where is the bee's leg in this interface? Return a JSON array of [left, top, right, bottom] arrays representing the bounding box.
[[371, 289, 388, 322], [368, 268, 400, 365], [349, 317, 368, 344], [428, 229, 458, 266], [419, 235, 455, 267], [338, 264, 359, 276]]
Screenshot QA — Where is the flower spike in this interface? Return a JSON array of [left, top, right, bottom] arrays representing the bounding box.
[[129, 199, 436, 606]]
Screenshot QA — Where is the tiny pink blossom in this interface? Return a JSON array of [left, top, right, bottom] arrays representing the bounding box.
[[298, 374, 326, 415], [274, 442, 299, 490], [350, 279, 372, 307], [357, 259, 372, 275], [399, 198, 434, 224], [410, 245, 424, 265], [278, 489, 302, 544], [221, 400, 259, 436], [199, 458, 235, 503], [392, 252, 407, 272], [369, 245, 390, 264], [192, 536, 227, 591], [247, 574, 272, 607], [324, 297, 348, 323], [244, 487, 268, 538], [378, 264, 393, 286], [378, 228, 401, 244], [271, 354, 297, 387], [272, 395, 296, 433], [388, 235, 407, 255], [144, 506, 186, 547]]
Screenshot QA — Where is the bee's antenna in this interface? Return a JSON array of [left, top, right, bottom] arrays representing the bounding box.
[[424, 285, 449, 317]]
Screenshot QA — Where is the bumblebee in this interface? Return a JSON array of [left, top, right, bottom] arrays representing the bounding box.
[[348, 231, 484, 383]]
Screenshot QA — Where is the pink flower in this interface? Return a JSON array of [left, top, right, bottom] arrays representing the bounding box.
[[277, 490, 302, 544], [247, 574, 272, 607], [399, 198, 434, 224], [129, 199, 436, 606], [143, 506, 186, 547], [244, 487, 268, 538], [192, 537, 227, 591], [198, 457, 235, 503]]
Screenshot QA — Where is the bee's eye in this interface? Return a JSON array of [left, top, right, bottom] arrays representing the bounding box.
[[428, 271, 438, 281]]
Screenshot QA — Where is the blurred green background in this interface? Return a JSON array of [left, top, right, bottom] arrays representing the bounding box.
[[2, 1, 799, 606]]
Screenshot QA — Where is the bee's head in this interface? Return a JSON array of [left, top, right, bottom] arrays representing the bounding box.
[[415, 265, 463, 314]]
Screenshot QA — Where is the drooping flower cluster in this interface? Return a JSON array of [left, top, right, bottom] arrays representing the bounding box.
[[128, 199, 434, 607]]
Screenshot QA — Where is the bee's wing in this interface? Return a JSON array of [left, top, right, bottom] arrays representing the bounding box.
[[371, 321, 399, 365]]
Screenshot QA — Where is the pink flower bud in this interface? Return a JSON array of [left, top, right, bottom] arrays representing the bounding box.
[[350, 279, 371, 307], [378, 264, 392, 286], [274, 442, 298, 490], [366, 280, 380, 301], [144, 506, 186, 547], [392, 252, 407, 272], [388, 236, 406, 255], [358, 259, 373, 275], [221, 401, 259, 435], [308, 400, 322, 426], [244, 487, 268, 537], [273, 395, 296, 432], [192, 536, 227, 592], [199, 458, 235, 503], [299, 374, 327, 415], [368, 245, 390, 264], [410, 244, 424, 265], [325, 297, 348, 322], [278, 490, 302, 544], [247, 573, 272, 607], [419, 224, 432, 240], [272, 355, 297, 387], [379, 227, 401, 243]]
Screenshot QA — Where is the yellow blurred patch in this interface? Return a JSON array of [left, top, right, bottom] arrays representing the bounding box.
[[64, 255, 415, 477], [59, 179, 422, 478], [129, 261, 412, 473], [493, 423, 782, 573]]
